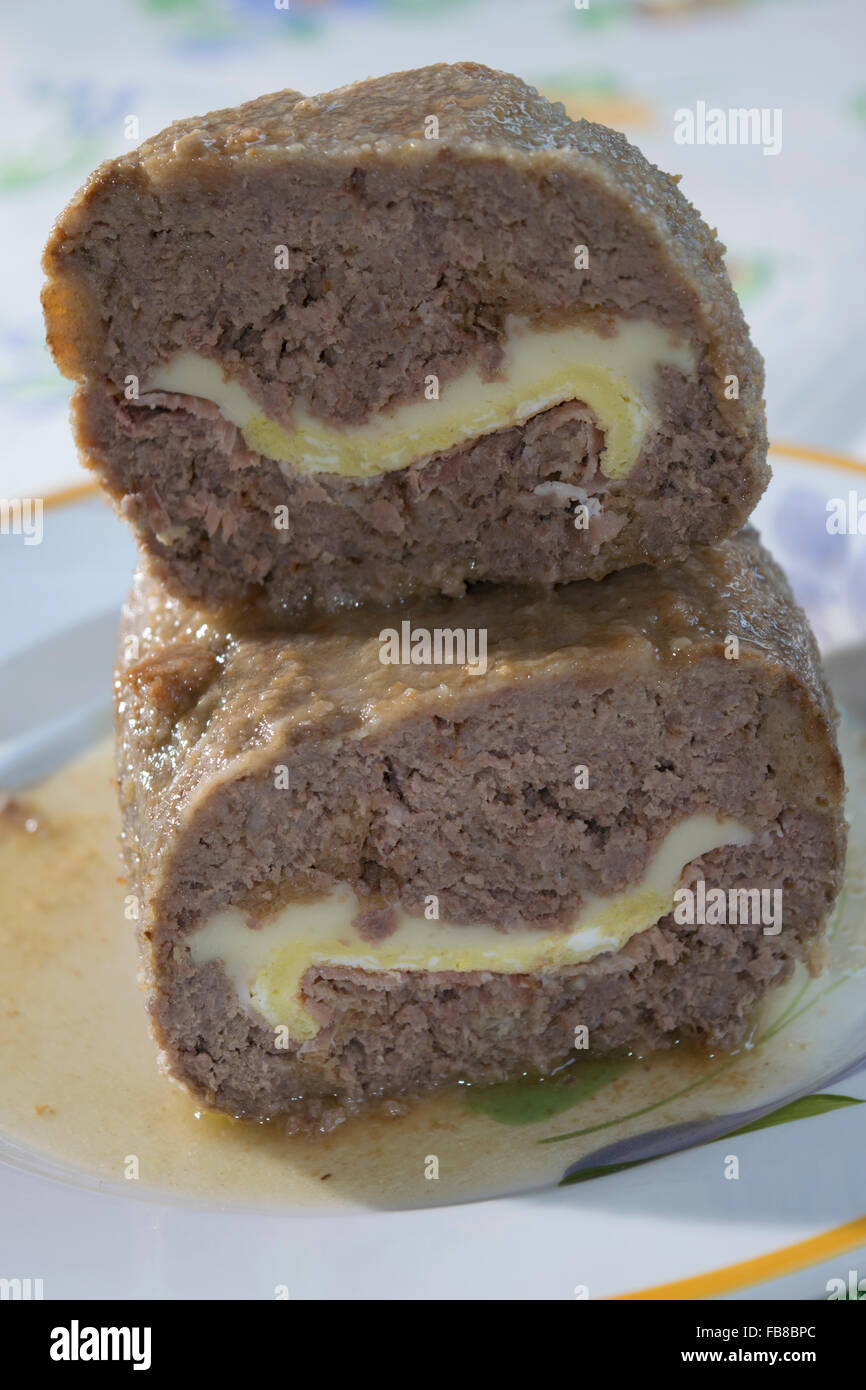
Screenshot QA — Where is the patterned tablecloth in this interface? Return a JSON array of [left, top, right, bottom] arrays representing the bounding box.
[[2, 0, 864, 499]]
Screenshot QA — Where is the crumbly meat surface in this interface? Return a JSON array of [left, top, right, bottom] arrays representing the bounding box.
[[45, 63, 768, 610], [114, 529, 845, 1126]]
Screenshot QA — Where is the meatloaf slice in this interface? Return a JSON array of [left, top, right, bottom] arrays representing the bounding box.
[[47, 62, 768, 614], [114, 529, 845, 1131]]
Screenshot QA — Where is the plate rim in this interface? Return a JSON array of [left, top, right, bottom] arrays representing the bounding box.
[[5, 440, 866, 1302]]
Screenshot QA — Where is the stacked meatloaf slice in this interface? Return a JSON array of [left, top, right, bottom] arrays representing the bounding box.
[[43, 62, 767, 614], [45, 64, 844, 1131], [114, 531, 845, 1129]]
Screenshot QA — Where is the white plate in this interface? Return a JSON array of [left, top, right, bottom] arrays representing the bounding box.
[[2, 450, 866, 1301]]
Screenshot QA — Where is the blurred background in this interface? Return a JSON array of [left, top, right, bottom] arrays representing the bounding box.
[[1, 0, 865, 644]]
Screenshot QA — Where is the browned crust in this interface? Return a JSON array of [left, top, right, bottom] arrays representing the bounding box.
[[113, 526, 846, 1122], [43, 62, 764, 443], [114, 527, 844, 931]]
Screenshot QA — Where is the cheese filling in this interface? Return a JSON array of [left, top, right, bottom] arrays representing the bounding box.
[[144, 317, 695, 481], [187, 815, 752, 1041]]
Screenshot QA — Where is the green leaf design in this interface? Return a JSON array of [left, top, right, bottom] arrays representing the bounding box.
[[560, 1158, 652, 1187], [556, 1094, 864, 1188], [723, 1093, 863, 1139], [462, 1057, 625, 1126]]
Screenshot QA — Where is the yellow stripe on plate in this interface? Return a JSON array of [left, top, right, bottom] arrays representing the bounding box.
[[769, 441, 866, 475], [615, 1216, 866, 1300], [41, 480, 99, 511]]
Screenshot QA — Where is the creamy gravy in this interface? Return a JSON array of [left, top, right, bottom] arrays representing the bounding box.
[[1, 727, 864, 1212]]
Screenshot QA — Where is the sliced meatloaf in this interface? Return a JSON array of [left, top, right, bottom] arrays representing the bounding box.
[[114, 529, 845, 1131], [47, 62, 768, 614]]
